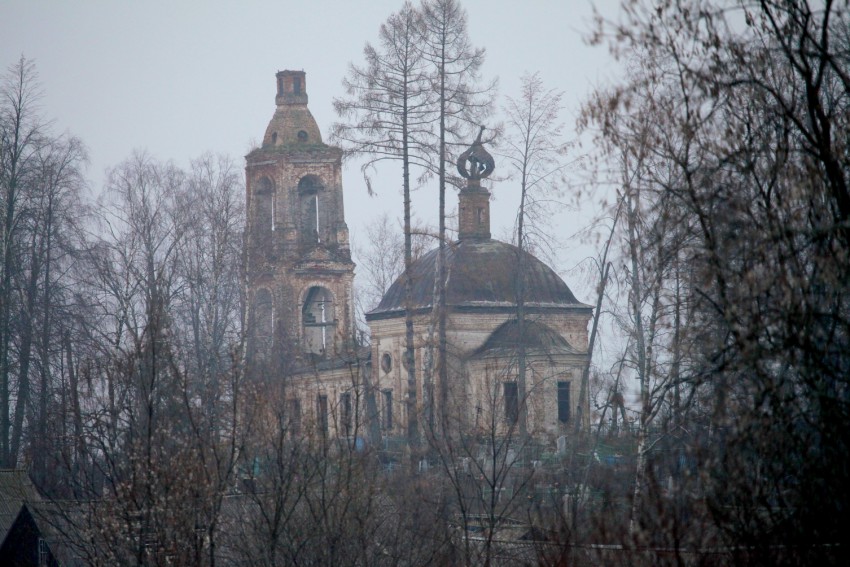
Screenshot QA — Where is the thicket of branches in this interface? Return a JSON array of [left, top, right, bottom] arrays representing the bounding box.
[[579, 0, 850, 561], [2, 0, 849, 564]]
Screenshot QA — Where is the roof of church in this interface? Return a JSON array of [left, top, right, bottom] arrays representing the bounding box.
[[366, 239, 588, 320], [257, 104, 325, 149], [474, 319, 584, 357]]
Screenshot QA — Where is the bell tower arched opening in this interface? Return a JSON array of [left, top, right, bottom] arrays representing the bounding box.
[[298, 175, 324, 244], [302, 286, 336, 355]]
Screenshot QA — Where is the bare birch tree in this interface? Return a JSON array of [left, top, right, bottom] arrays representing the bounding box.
[[500, 72, 570, 441]]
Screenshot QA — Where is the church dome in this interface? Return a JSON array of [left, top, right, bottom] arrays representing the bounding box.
[[366, 239, 583, 320]]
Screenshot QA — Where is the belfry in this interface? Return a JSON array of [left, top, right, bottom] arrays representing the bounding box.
[[245, 70, 356, 378]]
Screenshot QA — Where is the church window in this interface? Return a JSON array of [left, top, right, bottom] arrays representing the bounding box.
[[477, 207, 485, 224], [558, 381, 571, 423], [293, 76, 302, 94], [381, 353, 393, 374], [297, 130, 308, 142], [383, 390, 393, 430], [317, 394, 328, 436], [277, 76, 284, 96], [271, 132, 278, 144], [287, 398, 301, 437], [254, 289, 273, 361], [504, 382, 518, 424], [340, 391, 353, 435], [302, 286, 335, 354]]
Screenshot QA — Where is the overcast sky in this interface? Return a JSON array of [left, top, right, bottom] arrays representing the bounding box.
[[2, 0, 622, 296]]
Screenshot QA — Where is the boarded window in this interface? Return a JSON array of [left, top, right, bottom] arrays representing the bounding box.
[[504, 382, 518, 424], [558, 381, 571, 423], [317, 395, 328, 436], [383, 390, 393, 430]]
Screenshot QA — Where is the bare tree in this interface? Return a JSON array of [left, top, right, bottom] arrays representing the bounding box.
[[26, 149, 248, 565], [26, 133, 88, 488], [0, 57, 88, 471], [230, 377, 448, 567], [573, 200, 622, 437], [583, 0, 850, 559], [354, 212, 429, 320], [172, 153, 244, 415], [419, 0, 495, 435], [333, 1, 435, 449], [500, 72, 570, 441], [0, 56, 44, 467]]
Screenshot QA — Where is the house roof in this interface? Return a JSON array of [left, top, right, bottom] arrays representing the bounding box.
[[0, 469, 41, 545], [29, 500, 92, 566]]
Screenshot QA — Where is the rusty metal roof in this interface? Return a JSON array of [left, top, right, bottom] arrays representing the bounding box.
[[367, 239, 585, 319]]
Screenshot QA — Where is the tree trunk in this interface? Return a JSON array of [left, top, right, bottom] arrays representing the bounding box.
[[403, 76, 419, 449], [625, 184, 649, 539], [576, 204, 620, 433]]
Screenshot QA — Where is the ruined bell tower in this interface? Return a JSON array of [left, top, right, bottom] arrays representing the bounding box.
[[245, 70, 355, 374]]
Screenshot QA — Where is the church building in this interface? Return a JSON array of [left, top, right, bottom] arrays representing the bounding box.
[[245, 71, 592, 444]]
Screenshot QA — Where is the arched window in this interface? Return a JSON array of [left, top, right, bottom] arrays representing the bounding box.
[[254, 288, 273, 361], [254, 177, 275, 235], [302, 286, 335, 354], [298, 175, 324, 244], [381, 353, 393, 374]]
